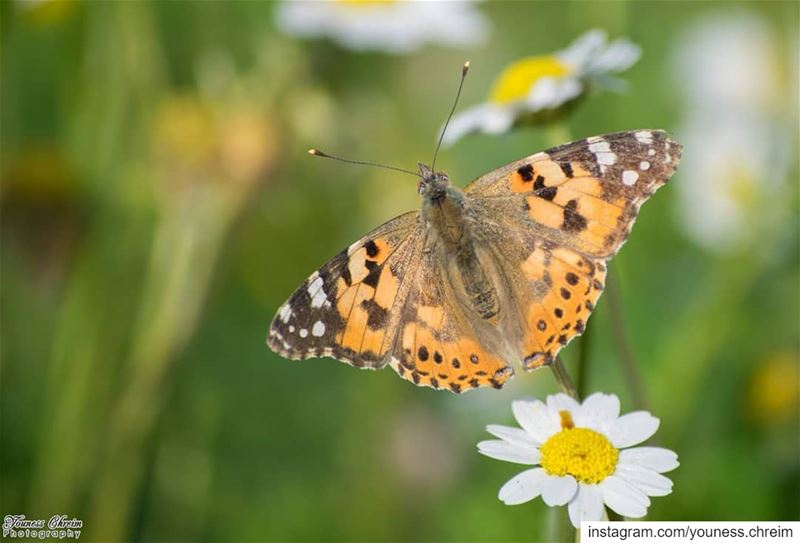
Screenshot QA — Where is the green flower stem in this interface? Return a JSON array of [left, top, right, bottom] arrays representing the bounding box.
[[606, 271, 650, 411], [552, 356, 580, 400], [86, 185, 245, 541], [576, 323, 593, 399]]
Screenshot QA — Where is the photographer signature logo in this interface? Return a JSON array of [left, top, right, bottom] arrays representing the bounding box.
[[2, 514, 82, 539]]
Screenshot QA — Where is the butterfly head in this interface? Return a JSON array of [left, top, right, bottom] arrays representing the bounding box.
[[417, 163, 451, 201]]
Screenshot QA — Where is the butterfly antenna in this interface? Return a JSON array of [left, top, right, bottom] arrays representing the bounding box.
[[431, 60, 470, 171], [308, 149, 420, 178]]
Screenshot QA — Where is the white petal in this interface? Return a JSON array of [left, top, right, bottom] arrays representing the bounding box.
[[568, 484, 606, 528], [486, 424, 537, 449], [574, 392, 620, 432], [477, 439, 541, 465], [619, 447, 680, 473], [546, 393, 581, 414], [559, 29, 607, 71], [441, 104, 513, 147], [525, 77, 582, 111], [541, 473, 578, 506], [512, 399, 560, 444], [599, 475, 650, 518], [498, 468, 547, 505], [481, 106, 515, 134], [607, 411, 660, 448], [588, 39, 641, 74], [615, 464, 674, 497]]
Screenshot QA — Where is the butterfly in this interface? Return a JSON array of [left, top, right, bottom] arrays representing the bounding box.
[[268, 130, 681, 393]]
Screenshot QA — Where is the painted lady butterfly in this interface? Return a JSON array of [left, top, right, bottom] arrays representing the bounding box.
[[268, 130, 681, 393]]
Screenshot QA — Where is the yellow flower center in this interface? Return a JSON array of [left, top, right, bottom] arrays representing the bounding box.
[[540, 410, 619, 484], [489, 56, 572, 104]]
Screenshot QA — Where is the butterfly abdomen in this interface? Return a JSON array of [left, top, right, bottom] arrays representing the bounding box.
[[454, 241, 499, 320]]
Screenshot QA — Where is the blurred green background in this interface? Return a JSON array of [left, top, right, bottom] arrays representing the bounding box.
[[2, 1, 798, 541]]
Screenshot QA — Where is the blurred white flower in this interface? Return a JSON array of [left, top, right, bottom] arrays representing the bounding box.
[[671, 13, 792, 252], [478, 393, 678, 527], [442, 30, 640, 146], [275, 0, 489, 54]]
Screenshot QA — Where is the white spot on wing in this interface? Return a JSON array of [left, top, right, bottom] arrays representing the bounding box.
[[622, 170, 639, 186], [635, 131, 653, 144], [648, 148, 656, 156], [639, 161, 650, 171], [308, 276, 328, 308], [588, 141, 611, 153], [596, 153, 617, 166], [299, 329, 308, 338], [279, 304, 292, 323], [312, 321, 326, 337], [588, 140, 617, 166]]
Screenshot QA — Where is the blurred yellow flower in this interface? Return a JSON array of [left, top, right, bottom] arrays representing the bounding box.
[[17, 0, 76, 26], [154, 97, 216, 174], [152, 95, 278, 196], [748, 352, 800, 427], [442, 30, 640, 146]]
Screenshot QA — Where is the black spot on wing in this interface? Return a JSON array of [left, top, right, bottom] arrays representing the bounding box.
[[361, 298, 389, 330], [365, 240, 379, 257], [533, 176, 557, 201], [517, 164, 534, 181], [562, 199, 587, 232], [362, 259, 380, 288]]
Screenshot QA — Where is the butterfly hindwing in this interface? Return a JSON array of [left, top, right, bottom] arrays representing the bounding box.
[[268, 211, 420, 369], [388, 248, 514, 393]]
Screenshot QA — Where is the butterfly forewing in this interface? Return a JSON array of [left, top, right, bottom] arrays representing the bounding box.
[[466, 130, 681, 258], [268, 211, 421, 368]]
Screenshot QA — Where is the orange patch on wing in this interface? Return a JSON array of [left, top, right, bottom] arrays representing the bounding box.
[[552, 175, 605, 198], [521, 248, 547, 282], [373, 266, 399, 308], [509, 157, 564, 193], [395, 320, 512, 393], [339, 284, 374, 351], [534, 160, 568, 182], [526, 196, 565, 229], [519, 248, 608, 370], [359, 326, 386, 358], [417, 304, 444, 328], [552, 187, 622, 233], [335, 282, 357, 327]]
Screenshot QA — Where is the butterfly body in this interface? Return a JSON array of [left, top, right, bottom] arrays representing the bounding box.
[[418, 163, 501, 323], [268, 130, 682, 393]]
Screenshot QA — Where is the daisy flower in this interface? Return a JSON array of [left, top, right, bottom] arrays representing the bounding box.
[[275, 0, 489, 54], [442, 30, 640, 146], [670, 13, 792, 252], [478, 393, 678, 527]]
